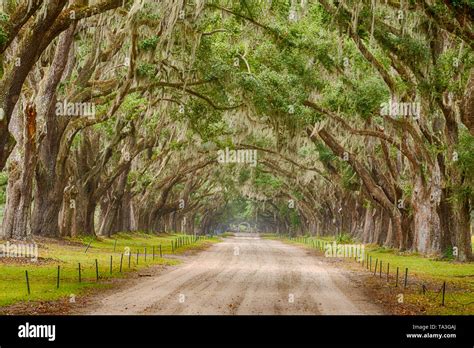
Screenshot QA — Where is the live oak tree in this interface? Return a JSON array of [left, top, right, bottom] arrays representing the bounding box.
[[0, 0, 472, 261]]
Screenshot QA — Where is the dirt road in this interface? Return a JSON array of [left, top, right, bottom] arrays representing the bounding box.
[[83, 234, 383, 315]]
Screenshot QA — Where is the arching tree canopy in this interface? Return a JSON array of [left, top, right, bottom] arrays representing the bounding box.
[[0, 0, 473, 260]]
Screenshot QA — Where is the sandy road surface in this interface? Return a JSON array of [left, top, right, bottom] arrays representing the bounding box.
[[83, 234, 383, 315]]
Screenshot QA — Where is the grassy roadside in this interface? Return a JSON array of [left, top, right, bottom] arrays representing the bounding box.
[[266, 234, 474, 315], [0, 232, 219, 308]]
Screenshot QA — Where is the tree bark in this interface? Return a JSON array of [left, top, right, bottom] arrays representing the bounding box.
[[1, 105, 38, 239]]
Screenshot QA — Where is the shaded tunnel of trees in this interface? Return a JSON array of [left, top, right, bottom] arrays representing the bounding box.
[[0, 0, 473, 261]]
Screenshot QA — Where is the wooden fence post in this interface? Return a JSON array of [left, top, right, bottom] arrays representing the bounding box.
[[57, 265, 60, 289], [84, 240, 92, 253], [25, 270, 30, 295], [441, 281, 446, 306]]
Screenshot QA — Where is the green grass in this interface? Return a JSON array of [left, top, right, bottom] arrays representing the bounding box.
[[269, 234, 474, 315], [0, 232, 219, 308], [360, 242, 474, 315], [362, 246, 474, 283]]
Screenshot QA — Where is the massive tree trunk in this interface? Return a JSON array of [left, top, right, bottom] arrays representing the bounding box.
[[451, 197, 473, 261], [411, 168, 443, 255], [31, 187, 64, 237], [2, 105, 38, 239], [98, 169, 130, 237], [60, 187, 97, 237], [31, 24, 76, 237], [118, 188, 133, 232]]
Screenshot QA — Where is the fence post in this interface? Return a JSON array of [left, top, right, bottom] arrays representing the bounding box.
[[387, 263, 390, 282], [25, 270, 30, 295], [395, 267, 399, 287], [119, 254, 123, 273], [160, 245, 162, 258], [57, 265, 60, 289], [374, 259, 378, 275], [441, 281, 446, 306], [110, 255, 113, 275], [379, 261, 382, 278], [404, 268, 408, 288], [85, 240, 92, 253], [78, 263, 82, 283], [95, 259, 99, 281]]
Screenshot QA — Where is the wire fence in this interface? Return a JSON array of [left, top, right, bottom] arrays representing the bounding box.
[[288, 236, 474, 309], [9, 235, 213, 297]]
